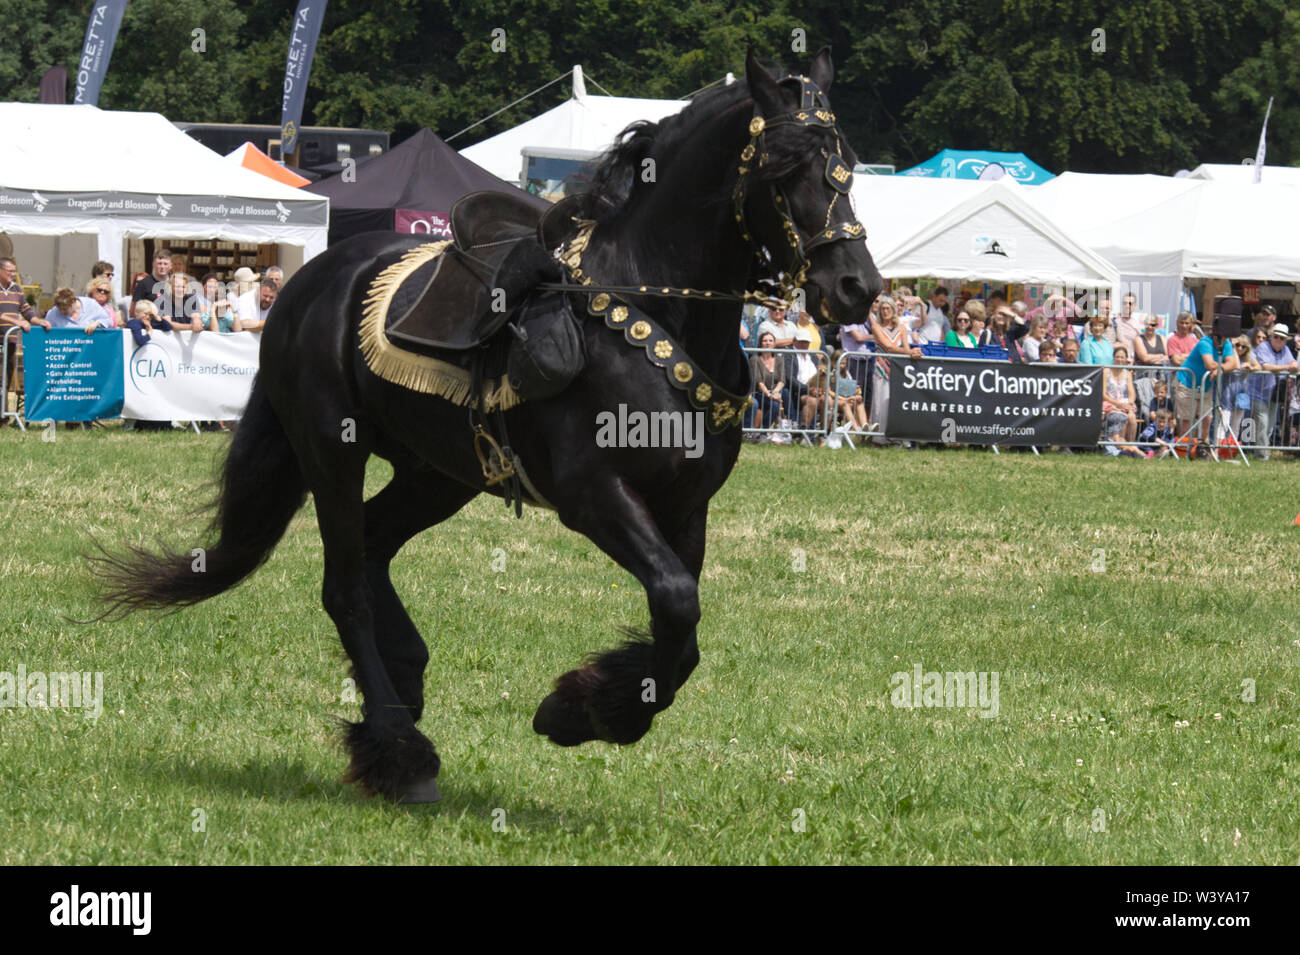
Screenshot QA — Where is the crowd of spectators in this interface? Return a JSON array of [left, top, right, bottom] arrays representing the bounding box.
[[0, 251, 282, 428], [739, 285, 1300, 456]]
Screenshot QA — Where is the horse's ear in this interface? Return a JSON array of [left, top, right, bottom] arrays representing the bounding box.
[[810, 46, 834, 93], [745, 47, 783, 117]]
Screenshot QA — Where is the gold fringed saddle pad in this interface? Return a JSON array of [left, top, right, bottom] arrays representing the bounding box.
[[358, 241, 522, 411]]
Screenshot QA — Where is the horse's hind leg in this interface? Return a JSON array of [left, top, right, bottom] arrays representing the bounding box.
[[534, 487, 706, 747], [364, 462, 478, 722], [292, 435, 442, 802]]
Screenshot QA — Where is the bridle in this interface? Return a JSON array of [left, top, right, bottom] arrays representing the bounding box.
[[549, 71, 866, 307], [731, 73, 867, 302]]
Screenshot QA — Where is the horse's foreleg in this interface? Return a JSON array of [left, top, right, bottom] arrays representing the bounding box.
[[534, 484, 703, 747], [363, 465, 478, 723]]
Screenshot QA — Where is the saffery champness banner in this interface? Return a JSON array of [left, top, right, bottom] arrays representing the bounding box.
[[886, 358, 1103, 446], [74, 1, 129, 106], [280, 1, 328, 155], [123, 331, 259, 421]]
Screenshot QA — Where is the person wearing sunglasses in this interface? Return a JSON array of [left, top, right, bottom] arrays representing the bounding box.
[[84, 277, 121, 328], [943, 309, 978, 348]]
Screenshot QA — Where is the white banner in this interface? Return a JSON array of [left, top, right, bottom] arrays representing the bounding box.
[[121, 330, 259, 420]]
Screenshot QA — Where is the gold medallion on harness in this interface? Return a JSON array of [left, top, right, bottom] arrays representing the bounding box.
[[629, 320, 652, 341], [654, 340, 673, 359]]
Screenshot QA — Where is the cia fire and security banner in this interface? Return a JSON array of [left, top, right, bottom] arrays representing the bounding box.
[[22, 329, 124, 422], [886, 358, 1103, 446], [123, 331, 259, 421], [74, 0, 130, 106], [280, 1, 329, 155]]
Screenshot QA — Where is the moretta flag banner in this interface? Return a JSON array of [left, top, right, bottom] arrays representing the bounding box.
[[886, 358, 1103, 446], [280, 1, 329, 155], [74, 1, 129, 106]]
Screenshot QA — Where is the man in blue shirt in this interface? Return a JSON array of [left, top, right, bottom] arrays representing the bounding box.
[[1174, 317, 1238, 442], [1247, 323, 1297, 459]]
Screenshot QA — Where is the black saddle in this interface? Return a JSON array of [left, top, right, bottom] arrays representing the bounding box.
[[385, 190, 563, 351]]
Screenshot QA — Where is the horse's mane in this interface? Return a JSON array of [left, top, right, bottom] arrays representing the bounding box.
[[585, 66, 823, 223]]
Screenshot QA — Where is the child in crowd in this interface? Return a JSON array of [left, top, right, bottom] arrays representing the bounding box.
[[126, 299, 173, 346], [1139, 408, 1177, 458], [1102, 413, 1145, 458], [831, 349, 868, 430], [1038, 340, 1059, 363]]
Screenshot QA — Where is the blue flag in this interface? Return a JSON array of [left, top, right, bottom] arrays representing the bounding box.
[[73, 1, 129, 106], [280, 1, 329, 156]]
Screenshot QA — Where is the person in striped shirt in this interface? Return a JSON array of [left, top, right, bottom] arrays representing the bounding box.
[[1, 256, 52, 421]]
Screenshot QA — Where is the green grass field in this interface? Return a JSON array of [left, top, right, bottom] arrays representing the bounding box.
[[1, 425, 1297, 864]]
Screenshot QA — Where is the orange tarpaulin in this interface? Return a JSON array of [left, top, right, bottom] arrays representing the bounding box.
[[225, 142, 311, 188]]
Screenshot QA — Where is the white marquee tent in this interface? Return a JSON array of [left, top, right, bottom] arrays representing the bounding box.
[[1187, 163, 1300, 185], [458, 66, 691, 185], [0, 103, 328, 296], [1028, 171, 1300, 318], [851, 176, 1120, 297]]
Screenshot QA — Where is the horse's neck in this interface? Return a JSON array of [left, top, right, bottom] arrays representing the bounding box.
[[584, 206, 753, 384]]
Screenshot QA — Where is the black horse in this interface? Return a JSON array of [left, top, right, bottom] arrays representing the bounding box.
[[96, 49, 881, 802]]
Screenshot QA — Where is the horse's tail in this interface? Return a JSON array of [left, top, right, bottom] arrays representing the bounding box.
[[91, 377, 307, 617]]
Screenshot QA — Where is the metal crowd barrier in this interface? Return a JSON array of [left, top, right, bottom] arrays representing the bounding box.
[[739, 345, 840, 445], [1, 325, 26, 431]]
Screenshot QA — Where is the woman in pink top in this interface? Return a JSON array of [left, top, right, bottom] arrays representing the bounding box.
[[1166, 311, 1199, 368]]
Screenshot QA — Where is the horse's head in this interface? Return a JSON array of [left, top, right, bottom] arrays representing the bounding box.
[[737, 47, 882, 325]]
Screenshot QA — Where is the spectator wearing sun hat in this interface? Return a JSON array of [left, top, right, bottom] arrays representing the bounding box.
[[1248, 322, 1298, 459], [783, 325, 819, 423]]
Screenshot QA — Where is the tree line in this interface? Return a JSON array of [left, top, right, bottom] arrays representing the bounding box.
[[1, 0, 1295, 174]]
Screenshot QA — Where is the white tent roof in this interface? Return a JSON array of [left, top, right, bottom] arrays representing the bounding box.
[[1029, 171, 1300, 280], [852, 176, 1120, 291], [458, 66, 689, 184], [1187, 163, 1300, 185], [1, 103, 321, 205], [0, 102, 328, 275]]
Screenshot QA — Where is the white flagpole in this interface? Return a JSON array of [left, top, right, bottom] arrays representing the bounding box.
[[1253, 96, 1274, 184]]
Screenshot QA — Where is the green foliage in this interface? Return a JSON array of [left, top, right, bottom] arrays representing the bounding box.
[[3, 0, 1297, 172], [98, 0, 248, 120]]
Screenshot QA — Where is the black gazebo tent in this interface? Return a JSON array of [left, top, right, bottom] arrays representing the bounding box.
[[310, 127, 546, 245]]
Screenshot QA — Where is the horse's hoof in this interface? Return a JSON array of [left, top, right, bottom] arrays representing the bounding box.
[[396, 776, 442, 804], [533, 691, 598, 746]]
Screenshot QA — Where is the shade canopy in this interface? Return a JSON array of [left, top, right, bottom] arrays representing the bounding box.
[[309, 127, 542, 244], [853, 176, 1119, 295], [897, 149, 1055, 185], [458, 66, 689, 185]]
